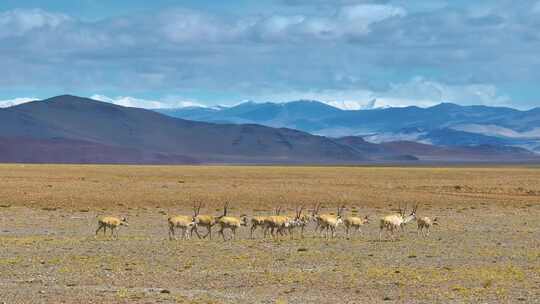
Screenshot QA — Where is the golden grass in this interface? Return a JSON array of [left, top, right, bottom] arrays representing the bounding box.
[[1, 164, 540, 211], [0, 164, 539, 303]]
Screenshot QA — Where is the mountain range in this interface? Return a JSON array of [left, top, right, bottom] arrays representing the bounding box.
[[0, 95, 537, 164], [155, 100, 540, 152]]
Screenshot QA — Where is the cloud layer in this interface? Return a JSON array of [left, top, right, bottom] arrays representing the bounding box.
[[0, 1, 539, 108]]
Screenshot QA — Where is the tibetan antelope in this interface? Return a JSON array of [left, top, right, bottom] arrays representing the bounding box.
[[217, 203, 248, 241], [291, 205, 315, 238], [290, 206, 310, 238], [283, 206, 305, 239], [262, 206, 297, 239], [417, 216, 438, 237], [250, 207, 281, 239], [312, 203, 340, 233], [95, 216, 128, 239], [379, 204, 418, 241], [168, 213, 198, 241], [250, 215, 268, 239], [190, 203, 221, 239], [318, 206, 345, 238], [344, 215, 370, 237]]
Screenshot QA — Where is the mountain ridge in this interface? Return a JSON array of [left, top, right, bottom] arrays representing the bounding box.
[[0, 95, 537, 164], [154, 99, 540, 150]]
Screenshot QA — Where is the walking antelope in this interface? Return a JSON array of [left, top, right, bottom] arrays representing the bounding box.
[[312, 203, 340, 233], [290, 206, 311, 238], [285, 206, 305, 239], [250, 207, 281, 239], [190, 203, 221, 239], [317, 206, 345, 238], [284, 204, 315, 238], [344, 215, 370, 237], [217, 203, 248, 241], [168, 213, 198, 241], [250, 215, 268, 239], [379, 204, 418, 240], [312, 203, 323, 232], [96, 216, 128, 239], [262, 206, 297, 239], [417, 216, 438, 237]]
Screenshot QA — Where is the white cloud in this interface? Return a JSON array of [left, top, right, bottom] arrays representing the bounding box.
[[0, 97, 37, 108], [242, 77, 511, 110], [90, 94, 205, 109], [0, 4, 538, 109], [0, 9, 70, 38], [338, 4, 407, 34], [383, 77, 511, 107]]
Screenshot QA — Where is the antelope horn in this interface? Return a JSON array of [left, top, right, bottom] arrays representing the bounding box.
[[223, 202, 229, 216]]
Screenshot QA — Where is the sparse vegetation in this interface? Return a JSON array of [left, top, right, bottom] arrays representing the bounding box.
[[1, 164, 539, 303]]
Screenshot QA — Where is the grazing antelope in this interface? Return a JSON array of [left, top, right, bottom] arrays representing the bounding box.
[[217, 203, 248, 241], [168, 214, 198, 241], [318, 206, 345, 238], [96, 216, 128, 239], [379, 204, 418, 241], [190, 203, 220, 239], [417, 216, 438, 237], [344, 215, 370, 237]]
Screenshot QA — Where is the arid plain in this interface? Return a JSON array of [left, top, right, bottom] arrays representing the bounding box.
[[0, 164, 539, 303]]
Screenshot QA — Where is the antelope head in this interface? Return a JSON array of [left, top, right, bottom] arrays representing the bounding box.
[[363, 215, 370, 224], [240, 215, 249, 226], [120, 217, 129, 226], [403, 204, 418, 225]]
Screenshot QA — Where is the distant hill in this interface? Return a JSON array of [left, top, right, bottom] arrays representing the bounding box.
[[0, 96, 373, 163], [155, 100, 540, 151], [0, 95, 537, 164]]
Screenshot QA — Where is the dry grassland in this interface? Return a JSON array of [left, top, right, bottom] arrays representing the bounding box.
[[0, 164, 539, 303]]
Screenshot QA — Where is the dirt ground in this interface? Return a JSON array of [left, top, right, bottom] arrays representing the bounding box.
[[0, 164, 539, 303]]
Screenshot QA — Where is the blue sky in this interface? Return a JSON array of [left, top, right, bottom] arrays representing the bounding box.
[[0, 0, 539, 109]]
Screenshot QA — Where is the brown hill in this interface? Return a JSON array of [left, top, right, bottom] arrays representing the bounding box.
[[0, 95, 367, 163]]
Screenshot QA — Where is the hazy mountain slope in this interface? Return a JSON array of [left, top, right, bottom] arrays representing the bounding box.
[[155, 101, 540, 149], [380, 141, 537, 162], [0, 137, 199, 164], [1, 96, 368, 163]]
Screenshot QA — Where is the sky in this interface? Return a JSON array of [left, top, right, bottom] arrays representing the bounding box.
[[0, 0, 539, 109]]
